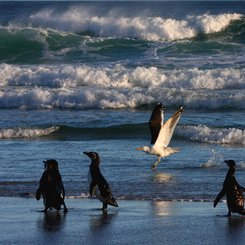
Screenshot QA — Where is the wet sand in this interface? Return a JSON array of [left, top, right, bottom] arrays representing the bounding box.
[[1, 197, 245, 245]]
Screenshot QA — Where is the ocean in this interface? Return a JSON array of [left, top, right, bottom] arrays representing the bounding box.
[[0, 1, 244, 203]]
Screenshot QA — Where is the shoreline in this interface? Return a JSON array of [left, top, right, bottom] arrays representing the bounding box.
[[1, 197, 245, 244]]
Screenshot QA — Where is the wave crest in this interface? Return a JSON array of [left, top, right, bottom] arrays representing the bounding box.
[[177, 125, 245, 145], [0, 64, 244, 110], [29, 8, 243, 41], [0, 126, 59, 139]]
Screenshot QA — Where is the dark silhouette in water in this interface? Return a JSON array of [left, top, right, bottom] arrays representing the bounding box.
[[36, 159, 68, 213], [214, 160, 245, 216], [83, 151, 118, 211]]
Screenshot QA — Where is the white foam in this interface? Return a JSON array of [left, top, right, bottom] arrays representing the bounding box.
[[200, 149, 224, 168], [194, 13, 242, 34], [177, 125, 245, 146], [1, 64, 244, 89], [66, 193, 90, 199], [0, 63, 244, 110], [0, 126, 59, 139], [29, 7, 243, 41]]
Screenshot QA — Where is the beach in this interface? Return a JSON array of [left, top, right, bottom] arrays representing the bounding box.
[[1, 197, 245, 245]]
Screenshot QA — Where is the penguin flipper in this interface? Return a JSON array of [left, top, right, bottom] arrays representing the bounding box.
[[235, 179, 245, 192], [99, 184, 118, 208], [90, 182, 97, 197], [214, 188, 226, 208]]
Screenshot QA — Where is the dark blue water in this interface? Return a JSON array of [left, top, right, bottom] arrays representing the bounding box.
[[0, 1, 244, 201]]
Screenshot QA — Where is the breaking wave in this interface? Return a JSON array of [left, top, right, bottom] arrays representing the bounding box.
[[0, 64, 244, 110], [0, 126, 58, 139], [0, 124, 244, 146], [177, 125, 245, 146], [29, 8, 243, 41]]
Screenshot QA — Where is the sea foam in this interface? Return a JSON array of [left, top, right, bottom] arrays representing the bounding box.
[[29, 7, 243, 41], [177, 125, 245, 146], [0, 64, 244, 110], [0, 126, 58, 139]]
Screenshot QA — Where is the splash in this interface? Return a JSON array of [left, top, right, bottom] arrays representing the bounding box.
[[201, 149, 224, 168]]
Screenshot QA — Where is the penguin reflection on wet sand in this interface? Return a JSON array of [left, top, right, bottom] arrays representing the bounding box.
[[83, 152, 118, 211], [214, 160, 245, 216], [36, 159, 68, 213]]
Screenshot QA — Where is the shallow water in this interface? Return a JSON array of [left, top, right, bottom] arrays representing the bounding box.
[[0, 1, 244, 201]]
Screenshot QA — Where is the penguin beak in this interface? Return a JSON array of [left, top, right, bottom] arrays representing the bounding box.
[[224, 160, 236, 167], [136, 147, 143, 151], [83, 152, 89, 156]]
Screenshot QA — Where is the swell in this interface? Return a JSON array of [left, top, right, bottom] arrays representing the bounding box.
[[0, 124, 244, 146], [0, 13, 244, 63]]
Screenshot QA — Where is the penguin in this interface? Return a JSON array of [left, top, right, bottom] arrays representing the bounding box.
[[36, 159, 68, 213], [83, 151, 118, 211], [214, 160, 245, 216]]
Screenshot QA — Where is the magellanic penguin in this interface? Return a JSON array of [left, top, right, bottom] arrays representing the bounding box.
[[36, 159, 68, 213], [136, 103, 184, 169], [214, 160, 245, 216], [83, 152, 118, 211]]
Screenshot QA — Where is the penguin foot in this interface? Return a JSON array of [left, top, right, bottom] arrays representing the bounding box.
[[102, 203, 108, 211], [64, 207, 68, 213]]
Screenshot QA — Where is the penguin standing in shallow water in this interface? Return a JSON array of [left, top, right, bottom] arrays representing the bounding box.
[[36, 159, 68, 213], [83, 152, 118, 211], [214, 160, 245, 216]]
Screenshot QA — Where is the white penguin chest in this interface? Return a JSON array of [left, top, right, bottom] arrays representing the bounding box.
[[87, 171, 100, 198]]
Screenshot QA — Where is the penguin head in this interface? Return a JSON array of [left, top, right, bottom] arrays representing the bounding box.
[[83, 152, 100, 167], [43, 159, 59, 171], [225, 160, 236, 167]]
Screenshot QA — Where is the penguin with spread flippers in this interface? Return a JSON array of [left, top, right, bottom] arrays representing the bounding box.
[[214, 160, 245, 216], [36, 159, 68, 213], [83, 152, 118, 211]]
